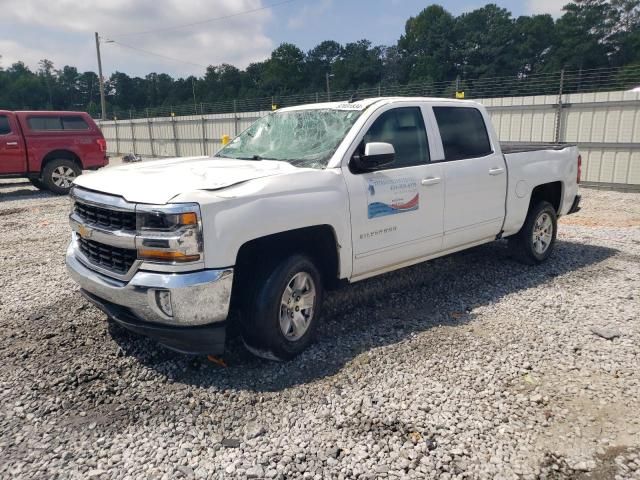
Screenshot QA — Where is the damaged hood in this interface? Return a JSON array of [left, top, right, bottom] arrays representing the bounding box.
[[74, 156, 300, 204]]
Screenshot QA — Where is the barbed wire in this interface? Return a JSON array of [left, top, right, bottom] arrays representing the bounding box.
[[96, 65, 640, 121]]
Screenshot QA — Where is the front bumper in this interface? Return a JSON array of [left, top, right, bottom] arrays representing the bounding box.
[[66, 242, 233, 354], [81, 290, 226, 355]]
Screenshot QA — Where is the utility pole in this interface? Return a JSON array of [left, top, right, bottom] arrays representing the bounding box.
[[192, 77, 197, 114], [95, 32, 107, 120], [554, 68, 565, 144], [326, 72, 335, 102]]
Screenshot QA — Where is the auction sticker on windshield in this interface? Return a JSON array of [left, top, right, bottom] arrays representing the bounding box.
[[367, 177, 419, 219], [333, 103, 365, 110]]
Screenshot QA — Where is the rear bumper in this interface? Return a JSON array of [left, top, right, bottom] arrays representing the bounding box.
[[567, 194, 581, 215]]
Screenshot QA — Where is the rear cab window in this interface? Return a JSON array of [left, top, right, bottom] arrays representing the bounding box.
[[433, 107, 492, 161], [0, 115, 11, 135], [27, 115, 90, 132]]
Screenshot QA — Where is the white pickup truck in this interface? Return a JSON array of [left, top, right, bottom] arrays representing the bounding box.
[[66, 97, 581, 360]]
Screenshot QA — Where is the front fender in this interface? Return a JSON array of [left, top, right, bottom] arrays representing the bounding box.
[[176, 169, 353, 279]]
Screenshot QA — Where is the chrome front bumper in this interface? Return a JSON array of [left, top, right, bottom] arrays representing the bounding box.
[[66, 241, 233, 327]]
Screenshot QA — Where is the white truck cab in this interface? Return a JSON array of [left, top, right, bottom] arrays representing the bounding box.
[[66, 97, 581, 360]]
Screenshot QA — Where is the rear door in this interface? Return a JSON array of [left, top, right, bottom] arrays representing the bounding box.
[[429, 105, 506, 250], [343, 103, 444, 279], [0, 112, 27, 174]]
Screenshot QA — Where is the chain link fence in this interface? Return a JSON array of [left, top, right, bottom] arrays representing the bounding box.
[[98, 85, 640, 188], [101, 65, 640, 120]]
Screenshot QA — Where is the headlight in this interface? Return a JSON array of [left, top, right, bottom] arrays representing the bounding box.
[[135, 203, 203, 263], [138, 211, 198, 231]]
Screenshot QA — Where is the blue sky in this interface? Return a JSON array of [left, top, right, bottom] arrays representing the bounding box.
[[0, 0, 564, 78], [270, 0, 561, 52]]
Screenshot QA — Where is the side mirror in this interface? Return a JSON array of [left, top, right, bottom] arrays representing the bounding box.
[[352, 142, 395, 172]]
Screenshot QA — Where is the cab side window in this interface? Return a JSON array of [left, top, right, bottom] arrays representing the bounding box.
[[433, 107, 492, 161], [0, 115, 11, 135], [62, 116, 90, 130], [28, 116, 63, 131], [360, 107, 430, 169]]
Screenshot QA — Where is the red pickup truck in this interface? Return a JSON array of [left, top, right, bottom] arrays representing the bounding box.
[[0, 111, 108, 194]]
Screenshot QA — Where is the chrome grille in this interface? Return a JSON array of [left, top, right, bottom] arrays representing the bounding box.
[[74, 201, 136, 231], [78, 237, 137, 275]]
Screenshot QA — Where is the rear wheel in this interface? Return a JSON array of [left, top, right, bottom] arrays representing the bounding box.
[[42, 159, 81, 195], [240, 254, 323, 361], [28, 177, 46, 190], [509, 201, 558, 265]]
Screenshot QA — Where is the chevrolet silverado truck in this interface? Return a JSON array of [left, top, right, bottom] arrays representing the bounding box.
[[0, 110, 107, 194], [66, 97, 581, 360]]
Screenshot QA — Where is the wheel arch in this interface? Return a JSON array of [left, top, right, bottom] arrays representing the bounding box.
[[41, 150, 83, 172], [529, 181, 563, 214], [232, 225, 342, 302]]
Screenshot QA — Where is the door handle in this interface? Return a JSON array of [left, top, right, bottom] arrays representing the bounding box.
[[6, 141, 19, 149], [489, 167, 505, 176], [421, 177, 441, 186]]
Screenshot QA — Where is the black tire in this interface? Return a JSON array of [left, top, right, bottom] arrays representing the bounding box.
[[240, 254, 324, 361], [509, 201, 558, 265], [28, 177, 47, 190], [42, 159, 81, 195]]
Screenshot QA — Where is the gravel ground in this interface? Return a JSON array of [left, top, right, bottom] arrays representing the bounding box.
[[0, 181, 639, 480]]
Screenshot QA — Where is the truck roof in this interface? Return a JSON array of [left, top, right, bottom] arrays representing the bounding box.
[[13, 110, 90, 116], [278, 96, 482, 113]]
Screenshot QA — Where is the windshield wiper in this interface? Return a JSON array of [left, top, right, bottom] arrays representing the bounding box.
[[215, 154, 275, 161], [237, 155, 274, 161]]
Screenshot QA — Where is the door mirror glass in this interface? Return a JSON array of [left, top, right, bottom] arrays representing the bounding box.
[[353, 142, 395, 171]]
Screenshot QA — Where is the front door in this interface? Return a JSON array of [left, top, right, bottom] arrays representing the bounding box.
[[343, 105, 444, 279], [0, 113, 26, 174]]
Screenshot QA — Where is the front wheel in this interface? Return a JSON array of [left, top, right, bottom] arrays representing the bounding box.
[[240, 254, 324, 361], [42, 159, 81, 195], [509, 201, 558, 265]]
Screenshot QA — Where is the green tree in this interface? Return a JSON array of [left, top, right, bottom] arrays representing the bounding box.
[[513, 14, 556, 75], [3, 62, 48, 109], [108, 71, 147, 113], [398, 5, 457, 83], [243, 61, 267, 97], [455, 4, 518, 79], [203, 63, 242, 100], [3, 1, 640, 113], [263, 43, 306, 94], [332, 40, 383, 90], [57, 66, 81, 108], [78, 71, 99, 114], [38, 58, 55, 108], [305, 40, 343, 91], [380, 45, 405, 86], [609, 0, 640, 65], [546, 0, 613, 70]]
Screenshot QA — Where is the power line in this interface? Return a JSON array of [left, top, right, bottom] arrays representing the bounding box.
[[109, 0, 305, 38], [108, 40, 208, 69]]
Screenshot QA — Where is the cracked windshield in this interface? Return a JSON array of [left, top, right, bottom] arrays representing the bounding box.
[[215, 108, 363, 169]]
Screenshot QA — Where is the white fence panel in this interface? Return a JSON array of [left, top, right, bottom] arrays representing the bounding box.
[[98, 93, 640, 188]]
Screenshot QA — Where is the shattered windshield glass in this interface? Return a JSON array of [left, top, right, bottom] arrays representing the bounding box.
[[215, 108, 363, 169]]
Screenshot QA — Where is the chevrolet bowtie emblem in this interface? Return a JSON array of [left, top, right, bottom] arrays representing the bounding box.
[[78, 224, 91, 238]]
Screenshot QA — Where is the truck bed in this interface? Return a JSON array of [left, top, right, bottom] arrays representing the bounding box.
[[500, 142, 576, 155]]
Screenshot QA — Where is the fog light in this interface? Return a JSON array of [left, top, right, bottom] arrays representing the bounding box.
[[155, 290, 173, 317]]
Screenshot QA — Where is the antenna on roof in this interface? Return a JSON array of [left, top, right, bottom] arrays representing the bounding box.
[[348, 93, 360, 103]]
